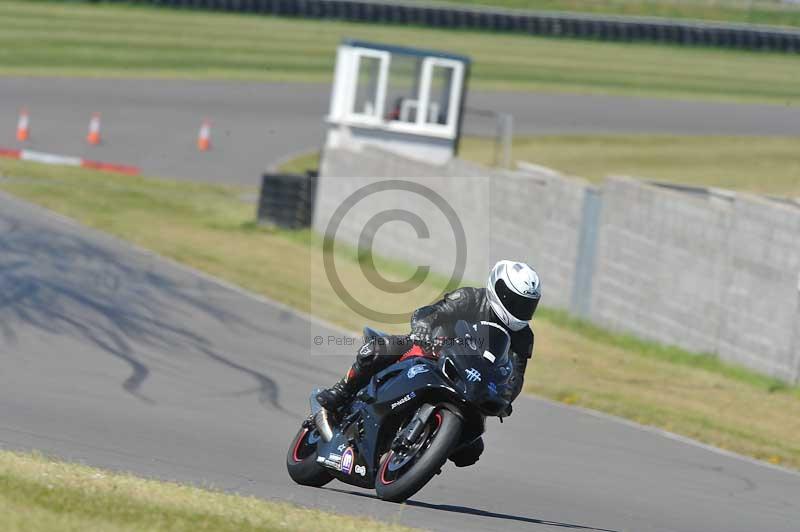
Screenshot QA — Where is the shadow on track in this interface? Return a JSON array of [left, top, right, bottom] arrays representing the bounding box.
[[0, 209, 286, 410], [406, 499, 621, 531], [324, 487, 620, 531]]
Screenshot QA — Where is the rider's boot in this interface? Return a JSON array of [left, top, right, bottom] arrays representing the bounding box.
[[317, 336, 405, 413], [449, 436, 484, 467], [316, 366, 366, 412]]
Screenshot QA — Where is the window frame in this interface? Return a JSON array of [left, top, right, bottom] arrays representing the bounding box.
[[346, 48, 390, 124], [333, 47, 465, 140]]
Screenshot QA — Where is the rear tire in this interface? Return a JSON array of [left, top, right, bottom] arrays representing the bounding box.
[[286, 426, 333, 487], [375, 407, 462, 502]]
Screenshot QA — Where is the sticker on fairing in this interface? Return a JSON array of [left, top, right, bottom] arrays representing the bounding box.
[[318, 453, 342, 469], [340, 447, 354, 475], [407, 365, 429, 379], [390, 391, 416, 409]]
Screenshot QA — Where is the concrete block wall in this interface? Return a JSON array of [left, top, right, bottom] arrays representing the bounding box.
[[317, 146, 800, 382], [316, 147, 493, 286], [317, 146, 590, 311], [591, 177, 735, 355], [489, 171, 588, 311], [593, 177, 800, 381], [718, 196, 800, 380]]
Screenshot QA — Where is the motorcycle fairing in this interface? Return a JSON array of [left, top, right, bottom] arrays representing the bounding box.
[[312, 357, 463, 487], [311, 320, 510, 488]]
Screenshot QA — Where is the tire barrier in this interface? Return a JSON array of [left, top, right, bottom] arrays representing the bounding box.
[[257, 171, 318, 229], [97, 0, 800, 53]]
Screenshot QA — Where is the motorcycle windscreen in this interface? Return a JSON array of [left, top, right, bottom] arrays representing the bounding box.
[[455, 321, 509, 363], [449, 320, 512, 415]]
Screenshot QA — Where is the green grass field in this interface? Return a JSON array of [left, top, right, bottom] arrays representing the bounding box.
[[1, 1, 799, 103], [1, 159, 798, 469], [0, 450, 417, 532], [436, 0, 800, 28]]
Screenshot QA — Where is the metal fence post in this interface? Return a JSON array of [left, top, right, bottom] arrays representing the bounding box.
[[501, 113, 513, 170], [492, 112, 513, 169], [570, 186, 603, 318], [792, 271, 800, 383]]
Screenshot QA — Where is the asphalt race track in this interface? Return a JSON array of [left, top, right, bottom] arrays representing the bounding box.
[[1, 192, 799, 531], [3, 77, 800, 186]]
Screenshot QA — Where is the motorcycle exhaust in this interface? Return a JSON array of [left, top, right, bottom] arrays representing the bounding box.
[[314, 409, 334, 443]]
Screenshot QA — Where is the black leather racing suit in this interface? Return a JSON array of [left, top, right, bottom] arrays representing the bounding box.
[[409, 287, 533, 404], [348, 287, 534, 467]]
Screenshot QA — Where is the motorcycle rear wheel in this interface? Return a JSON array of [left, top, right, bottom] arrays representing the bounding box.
[[375, 406, 462, 502], [286, 426, 333, 487]]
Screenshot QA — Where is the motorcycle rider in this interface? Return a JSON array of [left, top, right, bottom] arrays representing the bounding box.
[[316, 260, 541, 467]]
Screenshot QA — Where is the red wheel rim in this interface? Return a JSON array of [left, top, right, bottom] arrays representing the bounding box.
[[379, 450, 395, 485], [292, 428, 309, 463], [379, 411, 444, 485]]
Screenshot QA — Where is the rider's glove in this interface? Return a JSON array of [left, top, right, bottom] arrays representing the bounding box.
[[409, 324, 432, 347], [501, 403, 513, 418]]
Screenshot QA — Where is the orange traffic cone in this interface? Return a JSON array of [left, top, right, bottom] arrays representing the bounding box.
[[87, 112, 102, 145], [197, 119, 211, 152], [16, 107, 30, 142]]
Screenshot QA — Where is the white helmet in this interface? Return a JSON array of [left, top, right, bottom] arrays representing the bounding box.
[[486, 260, 541, 331]]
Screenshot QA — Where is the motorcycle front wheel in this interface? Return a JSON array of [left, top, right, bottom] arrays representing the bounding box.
[[286, 425, 333, 487], [375, 406, 462, 502]]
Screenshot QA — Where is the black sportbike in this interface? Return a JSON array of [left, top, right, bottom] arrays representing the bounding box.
[[286, 320, 513, 502]]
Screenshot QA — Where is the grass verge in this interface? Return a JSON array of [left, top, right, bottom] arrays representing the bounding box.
[[274, 152, 321, 175], [1, 159, 798, 469], [1, 1, 799, 104], [0, 450, 417, 532], [280, 136, 800, 198], [462, 135, 800, 197]]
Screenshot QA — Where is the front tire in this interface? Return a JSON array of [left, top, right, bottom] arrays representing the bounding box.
[[375, 407, 462, 502], [286, 426, 333, 487]]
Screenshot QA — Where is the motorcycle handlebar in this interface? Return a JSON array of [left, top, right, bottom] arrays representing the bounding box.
[[407, 334, 450, 352]]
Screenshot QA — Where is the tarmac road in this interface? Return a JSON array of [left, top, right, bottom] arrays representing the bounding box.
[[2, 77, 800, 186], [1, 192, 799, 531]]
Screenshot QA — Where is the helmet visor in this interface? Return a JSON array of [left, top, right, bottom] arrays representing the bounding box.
[[494, 279, 539, 321]]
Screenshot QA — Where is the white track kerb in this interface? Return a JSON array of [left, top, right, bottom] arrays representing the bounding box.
[[1, 190, 797, 480], [0, 146, 140, 175]]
